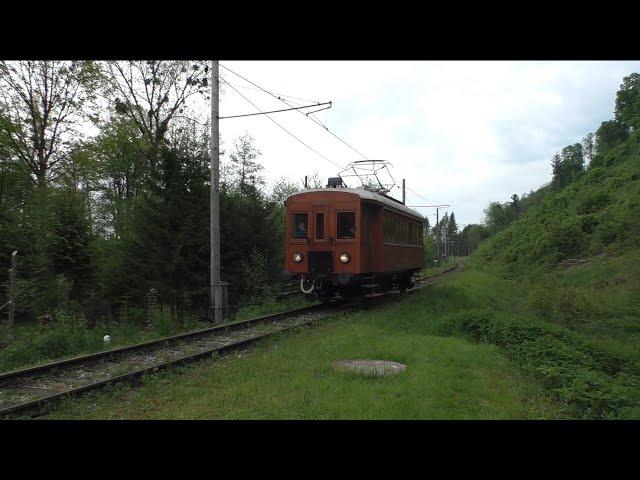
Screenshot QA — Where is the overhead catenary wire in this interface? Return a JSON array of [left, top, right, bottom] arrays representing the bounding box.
[[219, 102, 332, 120], [405, 185, 446, 207], [217, 80, 321, 106], [219, 76, 345, 172], [219, 63, 370, 162]]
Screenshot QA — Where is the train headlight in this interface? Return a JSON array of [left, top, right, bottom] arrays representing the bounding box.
[[293, 252, 303, 263], [339, 252, 350, 263]]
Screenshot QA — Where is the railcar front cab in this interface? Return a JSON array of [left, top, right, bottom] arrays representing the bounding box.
[[285, 185, 424, 299], [286, 199, 360, 299]]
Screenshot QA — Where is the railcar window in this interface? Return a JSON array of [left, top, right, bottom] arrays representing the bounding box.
[[383, 209, 423, 245], [315, 213, 324, 240], [337, 212, 356, 239], [292, 213, 308, 239]]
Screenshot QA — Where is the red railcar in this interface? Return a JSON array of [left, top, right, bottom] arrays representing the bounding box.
[[284, 183, 424, 299]]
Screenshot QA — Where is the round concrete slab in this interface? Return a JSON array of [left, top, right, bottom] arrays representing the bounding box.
[[332, 360, 407, 376]]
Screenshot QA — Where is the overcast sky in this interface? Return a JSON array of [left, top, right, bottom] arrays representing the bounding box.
[[208, 61, 640, 227]]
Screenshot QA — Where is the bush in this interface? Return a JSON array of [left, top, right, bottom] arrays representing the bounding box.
[[439, 308, 640, 418], [147, 305, 173, 337], [0, 317, 95, 371]]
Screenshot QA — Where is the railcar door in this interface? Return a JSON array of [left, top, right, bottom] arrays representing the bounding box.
[[309, 205, 332, 275], [311, 206, 328, 247]]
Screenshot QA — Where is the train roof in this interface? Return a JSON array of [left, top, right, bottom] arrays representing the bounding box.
[[285, 187, 425, 221]]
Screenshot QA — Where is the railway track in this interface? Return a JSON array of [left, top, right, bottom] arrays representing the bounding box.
[[411, 261, 462, 288], [0, 261, 462, 418]]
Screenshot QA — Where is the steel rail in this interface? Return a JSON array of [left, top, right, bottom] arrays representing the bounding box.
[[413, 262, 460, 284]]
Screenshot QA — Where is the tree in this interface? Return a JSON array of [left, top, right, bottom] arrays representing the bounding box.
[[484, 201, 517, 234], [0, 61, 100, 188], [89, 116, 149, 239], [447, 211, 458, 239], [510, 194, 519, 213], [615, 73, 640, 131], [595, 120, 629, 154], [270, 177, 300, 204], [563, 144, 584, 172], [229, 133, 264, 191], [460, 224, 489, 255], [484, 202, 503, 233], [124, 142, 210, 312], [307, 171, 324, 188], [48, 189, 94, 302], [102, 61, 209, 168], [436, 212, 448, 238], [552, 143, 584, 189], [582, 133, 596, 166]]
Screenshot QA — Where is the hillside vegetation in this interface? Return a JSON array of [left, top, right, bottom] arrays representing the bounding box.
[[459, 73, 640, 418], [476, 131, 640, 272]]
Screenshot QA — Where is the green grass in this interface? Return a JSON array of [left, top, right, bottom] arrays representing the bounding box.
[[46, 271, 564, 420], [232, 291, 314, 321]]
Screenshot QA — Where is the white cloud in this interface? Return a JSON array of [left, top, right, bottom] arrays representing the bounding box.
[[196, 60, 640, 226]]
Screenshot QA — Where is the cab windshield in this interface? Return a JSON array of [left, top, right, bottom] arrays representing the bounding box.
[[337, 212, 355, 239], [292, 213, 308, 239]]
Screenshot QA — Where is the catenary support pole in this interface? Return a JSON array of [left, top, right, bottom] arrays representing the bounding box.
[[436, 208, 439, 266], [444, 223, 448, 260], [210, 60, 228, 323]]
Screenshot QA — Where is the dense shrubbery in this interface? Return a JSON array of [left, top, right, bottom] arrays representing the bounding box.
[[0, 300, 211, 371], [437, 308, 640, 418]]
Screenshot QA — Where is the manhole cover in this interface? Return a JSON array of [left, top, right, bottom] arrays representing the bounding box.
[[332, 360, 407, 376]]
